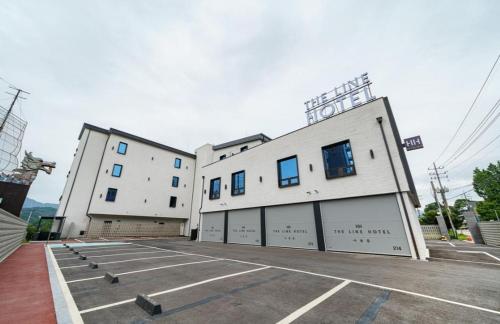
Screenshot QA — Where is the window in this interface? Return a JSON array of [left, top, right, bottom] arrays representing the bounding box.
[[209, 178, 221, 200], [240, 146, 248, 152], [277, 155, 299, 188], [220, 154, 226, 160], [174, 158, 182, 169], [322, 140, 356, 179], [231, 171, 245, 196], [111, 164, 122, 177], [117, 142, 128, 155], [172, 176, 179, 187], [105, 188, 117, 202], [169, 196, 177, 208]]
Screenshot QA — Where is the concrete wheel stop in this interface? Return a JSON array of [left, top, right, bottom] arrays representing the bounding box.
[[104, 272, 119, 284], [88, 262, 98, 269], [73, 250, 79, 255], [135, 294, 162, 316], [79, 255, 87, 260]]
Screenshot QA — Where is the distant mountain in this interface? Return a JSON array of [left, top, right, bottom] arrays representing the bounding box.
[[23, 197, 58, 209], [20, 207, 57, 225]]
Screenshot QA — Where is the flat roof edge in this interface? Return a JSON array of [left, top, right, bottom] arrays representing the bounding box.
[[79, 123, 196, 159]]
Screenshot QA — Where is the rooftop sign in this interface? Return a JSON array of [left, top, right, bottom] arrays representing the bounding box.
[[304, 73, 376, 125]]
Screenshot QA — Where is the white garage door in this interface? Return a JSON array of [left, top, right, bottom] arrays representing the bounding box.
[[320, 195, 411, 256], [266, 203, 317, 250], [228, 208, 261, 245], [201, 212, 225, 242]]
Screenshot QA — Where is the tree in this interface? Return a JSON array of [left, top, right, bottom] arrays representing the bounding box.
[[418, 201, 463, 229], [473, 161, 500, 221]]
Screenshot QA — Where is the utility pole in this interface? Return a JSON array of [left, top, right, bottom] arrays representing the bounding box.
[[0, 86, 29, 134], [429, 162, 457, 237], [430, 181, 445, 219]]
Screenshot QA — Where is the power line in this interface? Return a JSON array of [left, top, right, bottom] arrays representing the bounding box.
[[447, 189, 475, 200], [443, 98, 500, 165], [443, 109, 500, 166], [435, 53, 500, 163], [447, 134, 500, 171]]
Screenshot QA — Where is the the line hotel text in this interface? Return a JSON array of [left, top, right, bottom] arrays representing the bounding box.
[[304, 73, 376, 125]]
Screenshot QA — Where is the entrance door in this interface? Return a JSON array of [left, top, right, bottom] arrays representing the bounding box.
[[265, 203, 318, 249], [201, 212, 224, 242], [320, 195, 411, 256]]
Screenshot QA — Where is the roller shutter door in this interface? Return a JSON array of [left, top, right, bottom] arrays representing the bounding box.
[[228, 208, 261, 245], [320, 195, 411, 256], [201, 212, 224, 242], [266, 203, 317, 249]]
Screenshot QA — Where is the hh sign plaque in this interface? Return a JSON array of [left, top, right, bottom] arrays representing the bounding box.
[[403, 136, 423, 151]]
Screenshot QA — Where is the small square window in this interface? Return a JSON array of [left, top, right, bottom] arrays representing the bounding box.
[[174, 158, 182, 169], [106, 188, 117, 202], [169, 196, 177, 208], [117, 142, 128, 155], [172, 176, 179, 187], [240, 146, 248, 152], [220, 154, 226, 160], [209, 178, 221, 200], [322, 140, 356, 179], [231, 170, 245, 196], [112, 164, 122, 177]]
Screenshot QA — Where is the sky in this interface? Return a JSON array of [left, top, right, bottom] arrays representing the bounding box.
[[0, 0, 499, 208]]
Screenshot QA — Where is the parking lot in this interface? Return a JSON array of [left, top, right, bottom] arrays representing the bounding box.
[[48, 238, 500, 323]]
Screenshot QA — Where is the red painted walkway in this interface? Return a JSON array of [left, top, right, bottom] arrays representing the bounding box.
[[0, 244, 56, 324]]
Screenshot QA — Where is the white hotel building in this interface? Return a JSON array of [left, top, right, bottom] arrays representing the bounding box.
[[56, 97, 429, 259]]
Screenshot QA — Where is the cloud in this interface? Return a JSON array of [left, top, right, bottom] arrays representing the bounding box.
[[0, 0, 498, 206]]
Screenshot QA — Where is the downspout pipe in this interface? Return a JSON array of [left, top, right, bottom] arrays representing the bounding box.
[[197, 176, 205, 242], [377, 117, 420, 260]]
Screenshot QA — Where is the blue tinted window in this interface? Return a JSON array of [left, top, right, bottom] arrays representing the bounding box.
[[174, 158, 182, 169], [231, 171, 245, 196], [322, 140, 356, 179], [209, 178, 221, 199], [112, 164, 122, 177], [278, 156, 299, 188], [172, 176, 179, 187], [106, 188, 117, 202], [117, 142, 128, 155]]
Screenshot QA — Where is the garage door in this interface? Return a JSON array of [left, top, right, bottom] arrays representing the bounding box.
[[266, 203, 317, 249], [201, 212, 224, 242], [228, 208, 261, 245], [320, 195, 411, 256]]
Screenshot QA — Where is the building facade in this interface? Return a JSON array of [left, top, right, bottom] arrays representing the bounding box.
[[57, 97, 428, 259]]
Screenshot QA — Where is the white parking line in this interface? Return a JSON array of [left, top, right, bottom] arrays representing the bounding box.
[[79, 266, 270, 314], [429, 257, 500, 266], [59, 254, 192, 269], [66, 259, 222, 284], [276, 280, 351, 324], [74, 239, 83, 243], [458, 250, 500, 262], [54, 247, 154, 255], [130, 243, 500, 316], [57, 250, 173, 261], [46, 246, 84, 323], [448, 242, 456, 247]]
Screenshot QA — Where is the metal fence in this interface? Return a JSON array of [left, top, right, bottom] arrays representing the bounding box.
[[0, 208, 27, 262], [478, 221, 500, 247], [420, 225, 442, 240]]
